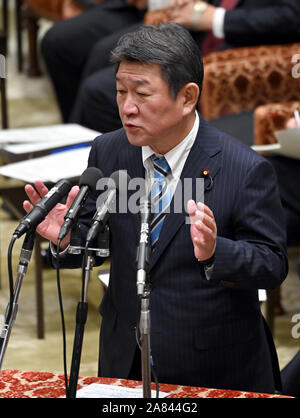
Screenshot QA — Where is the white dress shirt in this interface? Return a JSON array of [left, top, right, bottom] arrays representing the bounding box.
[[142, 111, 199, 197], [213, 7, 227, 39]]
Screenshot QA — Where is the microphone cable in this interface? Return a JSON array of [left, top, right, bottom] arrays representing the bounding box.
[[7, 234, 18, 320], [0, 236, 15, 357], [81, 242, 90, 302], [56, 238, 69, 396], [55, 239, 91, 398]]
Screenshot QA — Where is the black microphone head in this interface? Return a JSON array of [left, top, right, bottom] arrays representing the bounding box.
[[14, 178, 73, 238], [79, 167, 103, 192], [53, 179, 73, 199]]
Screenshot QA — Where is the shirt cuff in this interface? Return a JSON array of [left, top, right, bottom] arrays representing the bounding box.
[[198, 255, 215, 280], [204, 262, 215, 280], [212, 7, 226, 39], [50, 241, 70, 258]]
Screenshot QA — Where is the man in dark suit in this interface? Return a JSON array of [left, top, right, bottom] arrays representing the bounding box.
[[25, 24, 287, 393]]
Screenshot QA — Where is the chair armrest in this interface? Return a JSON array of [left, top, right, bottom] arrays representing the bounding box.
[[23, 0, 104, 21], [254, 101, 300, 145], [23, 0, 65, 21], [200, 43, 300, 120]]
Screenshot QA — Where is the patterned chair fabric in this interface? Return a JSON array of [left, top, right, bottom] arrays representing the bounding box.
[[201, 43, 300, 120], [254, 101, 300, 145]]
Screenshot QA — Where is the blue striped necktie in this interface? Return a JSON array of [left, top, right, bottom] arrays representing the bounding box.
[[150, 154, 172, 247]]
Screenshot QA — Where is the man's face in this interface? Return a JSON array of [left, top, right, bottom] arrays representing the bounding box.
[[116, 61, 191, 154]]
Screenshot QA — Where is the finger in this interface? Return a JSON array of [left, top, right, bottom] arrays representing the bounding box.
[[65, 185, 80, 208], [24, 181, 49, 205], [195, 210, 216, 231], [24, 184, 43, 206], [187, 199, 197, 215], [195, 219, 214, 238], [193, 231, 216, 257], [23, 200, 33, 214], [193, 235, 205, 247], [187, 200, 199, 225], [193, 222, 216, 254], [33, 180, 49, 198], [196, 201, 214, 218]]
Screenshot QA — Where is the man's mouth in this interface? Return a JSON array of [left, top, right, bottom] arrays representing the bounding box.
[[125, 123, 140, 130]]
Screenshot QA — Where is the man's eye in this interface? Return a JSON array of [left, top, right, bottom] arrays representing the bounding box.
[[117, 89, 126, 95]]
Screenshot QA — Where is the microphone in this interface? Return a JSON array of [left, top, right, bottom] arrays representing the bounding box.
[[58, 167, 103, 243], [136, 198, 153, 296], [13, 179, 72, 238], [85, 170, 130, 246]]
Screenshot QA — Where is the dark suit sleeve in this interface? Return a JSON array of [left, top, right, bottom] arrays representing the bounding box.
[[224, 2, 300, 46], [209, 157, 288, 289]]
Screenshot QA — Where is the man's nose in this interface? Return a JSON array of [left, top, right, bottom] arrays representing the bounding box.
[[122, 95, 138, 115]]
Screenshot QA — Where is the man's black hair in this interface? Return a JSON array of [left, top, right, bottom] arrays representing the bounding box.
[[110, 23, 204, 104]]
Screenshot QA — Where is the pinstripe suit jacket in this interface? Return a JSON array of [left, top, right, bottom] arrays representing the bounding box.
[[60, 114, 288, 393]]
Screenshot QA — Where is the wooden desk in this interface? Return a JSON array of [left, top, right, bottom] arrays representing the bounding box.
[[0, 369, 292, 398]]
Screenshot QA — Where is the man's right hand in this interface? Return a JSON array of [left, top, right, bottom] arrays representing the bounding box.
[[23, 180, 80, 250], [287, 117, 297, 129]]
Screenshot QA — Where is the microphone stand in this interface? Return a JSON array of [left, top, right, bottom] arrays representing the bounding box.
[[67, 246, 94, 399], [136, 199, 152, 398], [0, 232, 35, 371], [67, 225, 109, 399], [139, 285, 152, 398]]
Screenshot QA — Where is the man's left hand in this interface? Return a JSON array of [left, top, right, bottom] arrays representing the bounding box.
[[187, 200, 217, 261]]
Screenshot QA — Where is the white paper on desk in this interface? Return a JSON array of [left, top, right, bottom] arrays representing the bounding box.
[[75, 383, 168, 399], [251, 143, 281, 154], [0, 147, 91, 183], [2, 137, 94, 155], [0, 123, 100, 145], [274, 126, 300, 159], [251, 126, 300, 159]]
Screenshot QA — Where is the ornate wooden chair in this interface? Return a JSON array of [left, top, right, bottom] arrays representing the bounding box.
[[200, 43, 300, 121]]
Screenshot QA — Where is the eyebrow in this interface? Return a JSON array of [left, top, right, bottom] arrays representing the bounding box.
[[116, 76, 150, 86]]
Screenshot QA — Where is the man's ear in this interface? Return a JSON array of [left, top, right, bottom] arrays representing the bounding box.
[[180, 82, 200, 115]]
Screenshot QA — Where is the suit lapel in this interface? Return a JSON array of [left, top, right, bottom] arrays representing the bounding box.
[[117, 140, 145, 246], [118, 139, 144, 180], [149, 116, 222, 270]]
